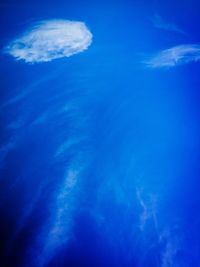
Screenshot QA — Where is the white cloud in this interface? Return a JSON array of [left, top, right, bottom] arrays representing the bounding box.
[[5, 19, 92, 63], [145, 44, 200, 68]]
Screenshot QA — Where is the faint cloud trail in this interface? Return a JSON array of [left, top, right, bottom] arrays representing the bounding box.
[[152, 14, 186, 35], [37, 167, 81, 267], [136, 188, 181, 267], [136, 188, 158, 232]]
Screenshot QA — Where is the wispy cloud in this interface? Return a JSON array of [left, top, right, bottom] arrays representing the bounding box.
[[38, 168, 79, 267], [145, 44, 200, 68], [136, 188, 181, 266], [5, 20, 92, 63], [159, 228, 180, 267], [55, 138, 82, 158], [152, 14, 185, 35], [136, 188, 158, 231]]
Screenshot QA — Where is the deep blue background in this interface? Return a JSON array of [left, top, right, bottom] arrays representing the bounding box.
[[1, 0, 200, 266]]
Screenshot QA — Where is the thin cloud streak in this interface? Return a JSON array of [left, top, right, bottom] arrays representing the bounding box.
[[38, 168, 79, 267], [145, 44, 200, 68], [152, 14, 185, 35]]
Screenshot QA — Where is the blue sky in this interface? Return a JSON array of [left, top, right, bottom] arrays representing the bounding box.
[[1, 0, 200, 267]]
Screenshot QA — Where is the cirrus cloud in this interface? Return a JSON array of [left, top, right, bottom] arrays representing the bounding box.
[[145, 44, 200, 68], [152, 14, 185, 35], [5, 19, 92, 63]]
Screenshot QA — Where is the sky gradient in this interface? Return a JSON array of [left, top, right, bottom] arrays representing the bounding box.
[[1, 0, 200, 266]]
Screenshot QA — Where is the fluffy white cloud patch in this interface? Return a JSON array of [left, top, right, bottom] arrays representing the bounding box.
[[5, 20, 92, 63], [145, 44, 200, 68]]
